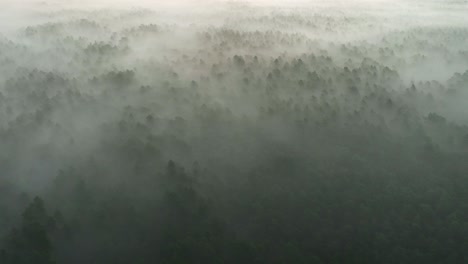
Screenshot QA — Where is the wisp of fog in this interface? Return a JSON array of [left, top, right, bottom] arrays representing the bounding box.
[[0, 0, 468, 263]]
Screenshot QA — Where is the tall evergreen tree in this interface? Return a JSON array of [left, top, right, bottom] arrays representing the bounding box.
[[2, 197, 55, 264]]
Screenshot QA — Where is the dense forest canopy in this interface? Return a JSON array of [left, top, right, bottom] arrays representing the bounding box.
[[1, 0, 468, 263]]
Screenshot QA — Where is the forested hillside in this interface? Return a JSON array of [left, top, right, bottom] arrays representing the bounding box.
[[1, 0, 468, 263]]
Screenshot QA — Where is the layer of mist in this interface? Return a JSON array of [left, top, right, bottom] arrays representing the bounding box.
[[1, 0, 468, 263]]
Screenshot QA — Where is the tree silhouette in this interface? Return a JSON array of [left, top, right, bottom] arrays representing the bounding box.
[[1, 197, 55, 264]]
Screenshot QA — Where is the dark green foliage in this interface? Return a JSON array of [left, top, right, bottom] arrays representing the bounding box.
[[159, 162, 225, 263], [2, 197, 55, 264], [1, 2, 468, 264]]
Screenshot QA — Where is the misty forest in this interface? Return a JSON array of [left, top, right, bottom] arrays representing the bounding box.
[[1, 0, 468, 263]]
